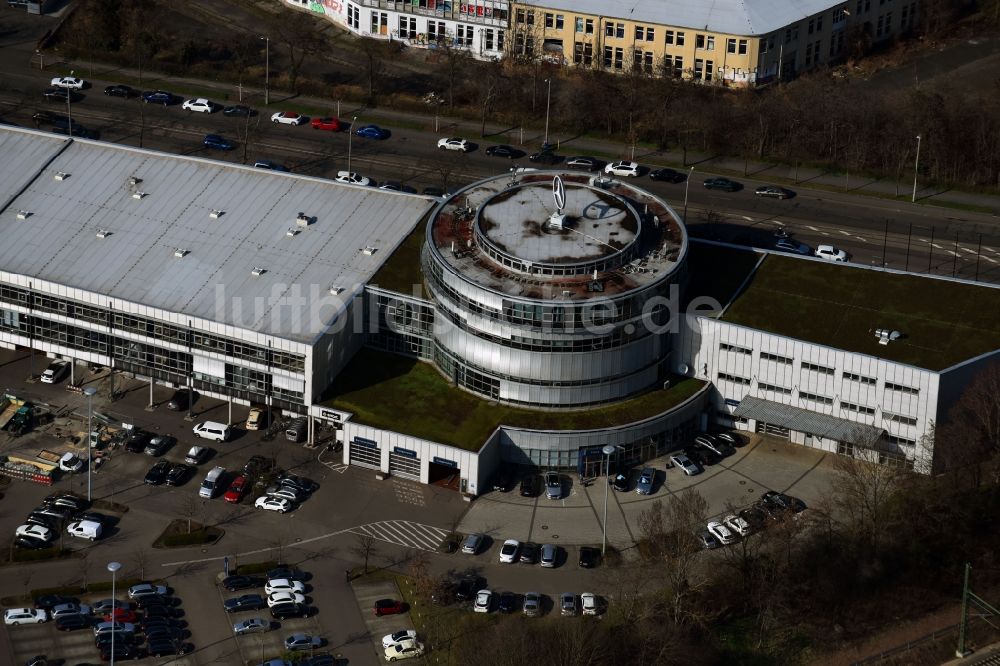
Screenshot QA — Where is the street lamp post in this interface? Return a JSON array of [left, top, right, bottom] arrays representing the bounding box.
[[601, 444, 617, 555], [66, 71, 73, 136], [260, 35, 270, 106], [84, 386, 97, 501], [912, 134, 922, 203], [683, 166, 695, 223], [543, 78, 552, 147], [107, 561, 121, 665], [347, 115, 357, 174]]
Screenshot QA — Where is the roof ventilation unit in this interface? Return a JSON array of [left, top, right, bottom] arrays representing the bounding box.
[[209, 209, 223, 219], [127, 176, 142, 187], [251, 267, 266, 277], [362, 246, 377, 256], [95, 229, 111, 239], [16, 210, 30, 220], [132, 191, 147, 200], [286, 228, 300, 237], [874, 328, 902, 346], [173, 248, 189, 258], [54, 171, 69, 181], [295, 212, 311, 227], [329, 286, 344, 296]]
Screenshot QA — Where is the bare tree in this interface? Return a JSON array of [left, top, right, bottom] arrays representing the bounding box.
[[936, 362, 1000, 485], [132, 548, 150, 580], [270, 11, 325, 93], [176, 495, 203, 534], [351, 532, 378, 574]]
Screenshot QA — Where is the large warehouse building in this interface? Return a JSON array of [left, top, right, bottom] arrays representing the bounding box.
[[3, 126, 999, 495]]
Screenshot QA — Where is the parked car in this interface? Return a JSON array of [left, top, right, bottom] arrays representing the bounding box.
[[270, 602, 310, 620], [277, 474, 318, 494], [497, 591, 517, 614], [384, 639, 424, 661], [775, 238, 812, 255], [714, 432, 744, 448], [43, 493, 89, 512], [382, 629, 418, 649], [724, 514, 752, 537], [519, 475, 538, 497], [649, 167, 687, 182], [485, 144, 519, 158], [166, 463, 193, 486], [255, 496, 293, 513], [695, 434, 735, 458], [42, 87, 75, 102], [203, 133, 235, 151], [581, 592, 599, 616], [374, 599, 405, 616], [473, 589, 492, 613], [635, 467, 656, 495], [266, 485, 307, 503], [815, 244, 849, 262], [182, 98, 217, 113], [461, 533, 483, 555], [141, 90, 175, 105], [143, 460, 171, 485], [335, 171, 371, 186], [697, 531, 721, 549], [578, 546, 599, 568], [254, 159, 289, 172], [223, 595, 266, 613], [422, 186, 446, 197], [224, 474, 251, 503], [4, 608, 48, 625], [522, 592, 541, 617], [102, 608, 137, 623], [703, 177, 742, 192], [265, 579, 305, 596], [233, 618, 269, 635], [455, 577, 479, 601], [611, 473, 629, 492], [761, 490, 807, 514], [266, 566, 305, 582], [498, 539, 520, 564], [528, 150, 560, 164], [285, 633, 323, 650], [544, 471, 561, 499], [310, 116, 341, 131], [492, 469, 512, 492], [184, 445, 211, 465], [144, 435, 175, 456], [354, 124, 389, 139], [56, 613, 92, 631], [565, 155, 599, 170], [124, 430, 153, 453], [271, 111, 306, 125], [669, 453, 701, 476], [246, 408, 266, 430], [127, 583, 168, 600], [437, 137, 470, 152], [16, 524, 54, 542], [559, 592, 577, 616], [49, 603, 90, 619], [267, 591, 305, 608], [707, 520, 738, 545], [223, 575, 264, 592], [104, 84, 133, 98], [15, 535, 50, 550], [40, 359, 70, 384], [378, 181, 417, 193], [755, 185, 794, 199], [90, 599, 132, 614], [604, 160, 640, 177], [50, 76, 86, 89], [519, 542, 539, 564], [540, 543, 558, 568], [223, 104, 255, 117]]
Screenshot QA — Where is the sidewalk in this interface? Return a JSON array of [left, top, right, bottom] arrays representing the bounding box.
[[42, 53, 1000, 218]]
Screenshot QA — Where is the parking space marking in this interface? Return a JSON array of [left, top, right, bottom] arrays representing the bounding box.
[[349, 520, 449, 552], [392, 482, 427, 507]]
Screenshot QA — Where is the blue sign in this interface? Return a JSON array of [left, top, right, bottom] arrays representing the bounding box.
[[224, 556, 230, 576], [725, 399, 741, 408], [352, 436, 378, 448], [393, 447, 418, 459], [432, 456, 457, 467]]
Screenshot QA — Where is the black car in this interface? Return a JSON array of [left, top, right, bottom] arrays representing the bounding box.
[[222, 105, 255, 117], [140, 604, 177, 619], [91, 599, 133, 614], [519, 475, 538, 497], [144, 626, 185, 642], [492, 470, 512, 492], [140, 617, 179, 633], [144, 435, 175, 456], [703, 177, 742, 192], [42, 88, 75, 102], [56, 614, 92, 631], [611, 473, 629, 492], [165, 463, 193, 486], [528, 150, 560, 165], [166, 389, 190, 410], [244, 455, 274, 475], [649, 167, 687, 183], [714, 432, 744, 448], [266, 565, 306, 582], [77, 511, 110, 525], [497, 592, 517, 613], [379, 181, 418, 193], [578, 546, 599, 568], [141, 90, 175, 105], [144, 460, 171, 485], [125, 431, 153, 453], [761, 490, 807, 514], [99, 645, 143, 661], [455, 577, 480, 601], [277, 475, 317, 495], [685, 446, 721, 467], [16, 535, 50, 550], [270, 602, 310, 620], [519, 542, 539, 564], [135, 594, 174, 609], [484, 144, 519, 159], [31, 504, 76, 522], [422, 187, 446, 198], [302, 655, 336, 666], [34, 594, 78, 611], [43, 493, 89, 512], [24, 512, 55, 528], [95, 632, 137, 649], [147, 640, 192, 657], [223, 594, 266, 613], [222, 575, 264, 592], [104, 84, 133, 98]]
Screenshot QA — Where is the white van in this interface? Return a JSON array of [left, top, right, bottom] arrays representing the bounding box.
[[199, 466, 226, 499], [192, 421, 231, 442], [66, 519, 102, 541]]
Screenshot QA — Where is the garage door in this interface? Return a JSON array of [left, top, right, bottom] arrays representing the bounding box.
[[349, 437, 381, 469], [388, 447, 421, 481], [756, 421, 790, 438]]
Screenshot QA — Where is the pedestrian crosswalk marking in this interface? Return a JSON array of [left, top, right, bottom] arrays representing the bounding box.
[[348, 520, 449, 552]]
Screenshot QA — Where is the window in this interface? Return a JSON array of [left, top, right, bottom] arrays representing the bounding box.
[[665, 30, 674, 44], [817, 16, 824, 30], [885, 382, 919, 395], [635, 26, 644, 40], [886, 412, 918, 426], [887, 434, 916, 446], [617, 22, 625, 38], [456, 24, 473, 47], [799, 391, 833, 405], [841, 401, 876, 415], [843, 372, 877, 385], [719, 342, 752, 355], [526, 10, 534, 25], [727, 38, 736, 53], [586, 18, 594, 34], [696, 34, 713, 49], [694, 58, 703, 78], [718, 372, 751, 386], [574, 41, 593, 66], [801, 361, 835, 375], [370, 11, 386, 35], [676, 31, 685, 46], [399, 16, 416, 39], [885, 11, 892, 31], [876, 15, 884, 36], [759, 382, 792, 395], [808, 19, 815, 34], [575, 17, 583, 32], [646, 27, 654, 41], [427, 21, 446, 41], [738, 38, 748, 54], [545, 12, 553, 28], [838, 441, 856, 456], [761, 351, 793, 364], [347, 4, 359, 30], [483, 28, 495, 50], [605, 22, 614, 37], [665, 54, 683, 76], [515, 8, 525, 23], [603, 46, 612, 68], [614, 47, 623, 69]]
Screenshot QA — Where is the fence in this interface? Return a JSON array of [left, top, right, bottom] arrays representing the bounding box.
[[850, 624, 959, 665]]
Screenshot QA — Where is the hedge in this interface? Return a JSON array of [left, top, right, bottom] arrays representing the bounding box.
[[30, 577, 143, 598], [235, 560, 278, 575], [161, 530, 219, 547], [10, 547, 73, 563]]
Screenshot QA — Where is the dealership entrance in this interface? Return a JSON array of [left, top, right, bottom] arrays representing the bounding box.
[[428, 456, 461, 490]]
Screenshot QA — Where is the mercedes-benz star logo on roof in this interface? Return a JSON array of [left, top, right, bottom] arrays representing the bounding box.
[[552, 175, 565, 213]]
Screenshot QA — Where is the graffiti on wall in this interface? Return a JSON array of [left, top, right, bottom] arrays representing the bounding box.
[[309, 0, 344, 17]]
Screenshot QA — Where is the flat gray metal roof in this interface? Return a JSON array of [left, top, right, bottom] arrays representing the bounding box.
[[733, 396, 885, 443], [520, 0, 842, 37], [0, 126, 435, 345]]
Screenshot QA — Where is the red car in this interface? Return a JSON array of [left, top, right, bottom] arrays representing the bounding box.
[[374, 598, 405, 617], [104, 608, 139, 623], [223, 474, 250, 504], [310, 116, 342, 131]]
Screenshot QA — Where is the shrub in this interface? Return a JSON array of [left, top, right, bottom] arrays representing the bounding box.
[[236, 561, 278, 575], [161, 530, 217, 547], [11, 547, 72, 563]]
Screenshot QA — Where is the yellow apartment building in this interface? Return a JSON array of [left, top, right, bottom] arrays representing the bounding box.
[[508, 0, 919, 85]]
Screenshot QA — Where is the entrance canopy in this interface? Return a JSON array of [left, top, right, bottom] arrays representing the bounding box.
[[733, 396, 885, 444]]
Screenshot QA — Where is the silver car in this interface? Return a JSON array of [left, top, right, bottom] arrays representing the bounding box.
[[522, 592, 541, 617], [540, 543, 557, 568], [669, 453, 701, 476], [544, 472, 561, 500], [233, 618, 269, 635], [559, 593, 577, 616], [461, 533, 483, 555], [635, 467, 656, 495]]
